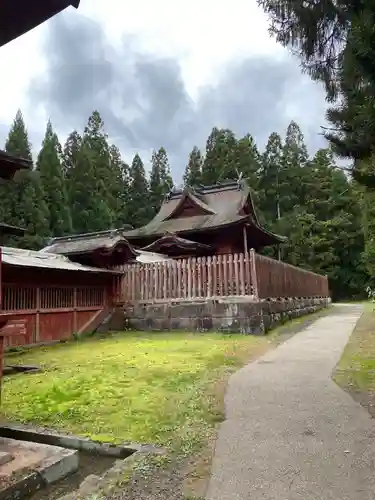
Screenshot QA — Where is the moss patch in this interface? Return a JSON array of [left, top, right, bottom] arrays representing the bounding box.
[[2, 331, 268, 450]]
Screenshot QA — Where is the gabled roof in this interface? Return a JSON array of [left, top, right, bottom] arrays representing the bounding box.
[[142, 233, 212, 254], [0, 1, 80, 48], [0, 150, 31, 181], [124, 179, 285, 244], [41, 228, 137, 259], [164, 189, 216, 220]]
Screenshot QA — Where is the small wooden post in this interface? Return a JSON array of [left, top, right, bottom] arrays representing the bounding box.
[[250, 248, 259, 299]]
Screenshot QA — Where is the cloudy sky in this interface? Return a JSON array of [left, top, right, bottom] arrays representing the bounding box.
[[0, 0, 328, 179]]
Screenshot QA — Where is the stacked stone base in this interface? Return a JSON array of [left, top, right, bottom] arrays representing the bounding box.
[[124, 296, 331, 335]]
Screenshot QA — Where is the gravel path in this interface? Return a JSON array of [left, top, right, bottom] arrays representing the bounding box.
[[206, 304, 375, 500]]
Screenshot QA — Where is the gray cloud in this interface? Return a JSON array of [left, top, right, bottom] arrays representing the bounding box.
[[27, 11, 328, 178]]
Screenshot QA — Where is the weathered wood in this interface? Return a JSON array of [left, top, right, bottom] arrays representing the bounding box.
[[118, 251, 329, 303]]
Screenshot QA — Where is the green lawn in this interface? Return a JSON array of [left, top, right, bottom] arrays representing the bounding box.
[[2, 331, 268, 451], [334, 302, 375, 403]]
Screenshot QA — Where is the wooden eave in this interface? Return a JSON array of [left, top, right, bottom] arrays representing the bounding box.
[[0, 150, 31, 181], [0, 1, 80, 48], [142, 233, 211, 253], [68, 240, 138, 260]]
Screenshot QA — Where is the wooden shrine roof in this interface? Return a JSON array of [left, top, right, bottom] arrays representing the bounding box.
[[0, 1, 80, 48], [142, 233, 211, 254], [2, 246, 122, 274], [124, 179, 286, 245], [0, 224, 26, 237], [0, 150, 31, 181], [42, 228, 137, 259]]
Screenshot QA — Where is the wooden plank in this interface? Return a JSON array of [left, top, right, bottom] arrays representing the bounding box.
[[207, 256, 212, 297]]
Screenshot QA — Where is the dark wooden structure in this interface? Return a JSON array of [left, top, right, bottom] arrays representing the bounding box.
[[0, 151, 32, 394], [124, 179, 286, 257], [1, 247, 122, 349], [0, 1, 80, 48], [42, 228, 138, 268]]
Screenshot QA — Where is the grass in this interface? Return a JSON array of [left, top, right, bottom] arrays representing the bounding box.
[[2, 331, 270, 451], [333, 302, 375, 411]]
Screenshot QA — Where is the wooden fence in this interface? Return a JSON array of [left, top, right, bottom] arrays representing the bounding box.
[[255, 253, 329, 298], [1, 284, 109, 348], [118, 250, 329, 303]]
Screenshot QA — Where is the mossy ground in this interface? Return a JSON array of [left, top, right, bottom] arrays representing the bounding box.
[[2, 331, 267, 451]]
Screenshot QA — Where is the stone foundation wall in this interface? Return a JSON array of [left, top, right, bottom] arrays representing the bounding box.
[[123, 296, 331, 335]]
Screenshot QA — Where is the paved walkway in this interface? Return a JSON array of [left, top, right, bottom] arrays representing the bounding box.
[[206, 305, 375, 500]]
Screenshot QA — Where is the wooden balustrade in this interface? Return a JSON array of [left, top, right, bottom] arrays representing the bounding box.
[[1, 284, 107, 312], [117, 250, 329, 303]]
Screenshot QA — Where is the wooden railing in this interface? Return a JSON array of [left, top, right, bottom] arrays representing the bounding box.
[[254, 253, 329, 299], [1, 284, 107, 312], [117, 250, 329, 303]]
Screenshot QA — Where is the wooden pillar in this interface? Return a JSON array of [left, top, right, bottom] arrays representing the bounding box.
[[250, 248, 259, 299], [73, 287, 77, 333], [243, 225, 248, 255], [35, 287, 40, 343]]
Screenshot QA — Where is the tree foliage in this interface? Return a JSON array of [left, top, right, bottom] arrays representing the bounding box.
[[257, 0, 375, 186], [0, 110, 371, 299], [36, 120, 72, 236]]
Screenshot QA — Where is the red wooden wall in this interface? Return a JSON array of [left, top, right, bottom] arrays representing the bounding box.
[[1, 264, 117, 348]]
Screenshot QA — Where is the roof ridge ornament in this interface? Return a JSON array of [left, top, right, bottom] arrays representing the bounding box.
[[236, 169, 243, 190]]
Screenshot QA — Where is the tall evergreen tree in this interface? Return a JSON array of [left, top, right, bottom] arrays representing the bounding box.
[[257, 0, 375, 187], [36, 120, 72, 236], [201, 127, 237, 184], [68, 142, 104, 234], [3, 110, 50, 249], [82, 111, 114, 228], [233, 134, 260, 188], [149, 147, 173, 215], [128, 154, 152, 227], [258, 132, 283, 224], [279, 121, 308, 214], [183, 146, 203, 187], [109, 144, 131, 227], [62, 130, 82, 179]]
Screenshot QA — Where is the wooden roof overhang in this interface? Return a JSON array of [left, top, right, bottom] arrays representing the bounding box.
[[141, 233, 212, 256], [0, 1, 80, 48], [0, 224, 26, 237], [0, 150, 31, 181], [63, 241, 137, 269]]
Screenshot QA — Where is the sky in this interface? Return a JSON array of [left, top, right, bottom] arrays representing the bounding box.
[[0, 0, 329, 180]]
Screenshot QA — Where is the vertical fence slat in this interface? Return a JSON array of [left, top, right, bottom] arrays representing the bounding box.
[[197, 257, 202, 298], [116, 251, 329, 303], [187, 257, 192, 299], [207, 256, 212, 297]]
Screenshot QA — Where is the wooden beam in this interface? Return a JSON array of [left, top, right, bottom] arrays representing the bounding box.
[[243, 225, 248, 254]]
